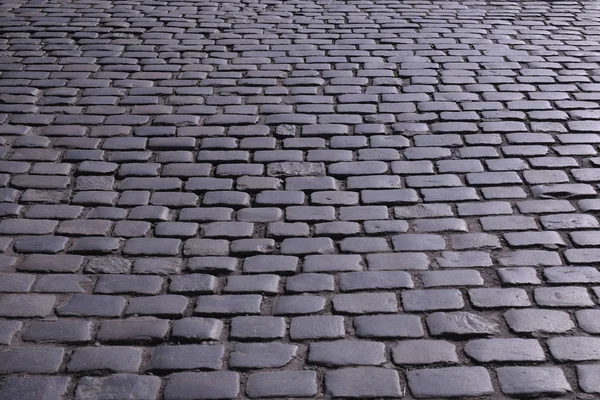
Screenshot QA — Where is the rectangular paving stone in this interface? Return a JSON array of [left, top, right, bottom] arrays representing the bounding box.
[[333, 293, 398, 314], [230, 316, 285, 339], [392, 234, 446, 251], [427, 311, 500, 338], [126, 295, 188, 318], [0, 376, 70, 400], [367, 253, 429, 270], [195, 295, 262, 316], [75, 374, 161, 400], [497, 367, 571, 397], [504, 309, 575, 334], [303, 254, 363, 272], [407, 367, 493, 398], [0, 347, 64, 374], [97, 318, 170, 343], [469, 288, 531, 308], [465, 339, 545, 362], [290, 315, 345, 340], [548, 337, 600, 361], [354, 315, 424, 338], [0, 219, 57, 235], [164, 372, 240, 400], [123, 238, 181, 256], [402, 289, 464, 312], [148, 345, 224, 372], [242, 255, 298, 274], [392, 340, 458, 365], [340, 271, 413, 291], [308, 340, 386, 367], [325, 368, 402, 398], [578, 365, 600, 394], [68, 347, 143, 373], [0, 294, 55, 317], [246, 371, 317, 398], [23, 320, 93, 344]]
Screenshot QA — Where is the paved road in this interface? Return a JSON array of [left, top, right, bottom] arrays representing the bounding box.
[[0, 0, 599, 398]]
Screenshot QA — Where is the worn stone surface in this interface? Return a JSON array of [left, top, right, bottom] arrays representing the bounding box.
[[392, 340, 458, 365], [0, 376, 70, 400], [68, 347, 143, 373], [577, 365, 600, 394], [148, 345, 224, 372], [308, 340, 386, 366], [164, 372, 240, 400], [325, 368, 402, 398], [0, 0, 598, 398], [464, 339, 545, 362], [74, 374, 161, 400], [407, 367, 494, 398], [497, 367, 572, 397], [246, 371, 318, 398], [229, 343, 298, 369]]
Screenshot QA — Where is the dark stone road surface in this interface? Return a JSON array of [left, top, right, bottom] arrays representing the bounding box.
[[1, 0, 600, 398]]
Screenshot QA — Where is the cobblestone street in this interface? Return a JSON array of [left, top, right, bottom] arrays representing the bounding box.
[[2, 0, 600, 398]]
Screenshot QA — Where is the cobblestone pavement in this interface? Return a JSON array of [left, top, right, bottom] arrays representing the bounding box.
[[3, 0, 600, 398]]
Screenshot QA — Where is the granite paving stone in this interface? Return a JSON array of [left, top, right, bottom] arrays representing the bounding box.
[[497, 367, 572, 397], [148, 345, 225, 372], [23, 320, 93, 344], [325, 368, 402, 398], [96, 318, 170, 343], [0, 346, 62, 376], [68, 347, 143, 373], [505, 309, 575, 334], [0, 376, 71, 400], [246, 371, 317, 398], [164, 372, 240, 400], [407, 367, 494, 398], [229, 343, 298, 369], [465, 339, 546, 362], [392, 340, 459, 365], [577, 365, 600, 394], [308, 340, 386, 367], [74, 374, 161, 400]]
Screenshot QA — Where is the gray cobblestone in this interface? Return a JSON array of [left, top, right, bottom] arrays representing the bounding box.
[[577, 365, 600, 394], [497, 367, 571, 397], [75, 374, 161, 400], [149, 345, 224, 372], [0, 376, 70, 400], [68, 347, 143, 373], [505, 309, 575, 334], [247, 371, 317, 398], [308, 340, 385, 367], [392, 340, 458, 365], [427, 312, 500, 338], [164, 372, 239, 400], [465, 339, 545, 362], [23, 320, 92, 344], [0, 347, 64, 374], [549, 337, 600, 361], [333, 293, 398, 314], [325, 368, 402, 398], [229, 343, 297, 369], [97, 318, 170, 343], [290, 316, 345, 340], [407, 367, 493, 398]]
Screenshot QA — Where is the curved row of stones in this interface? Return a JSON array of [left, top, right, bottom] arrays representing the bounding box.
[[1, 0, 600, 398]]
